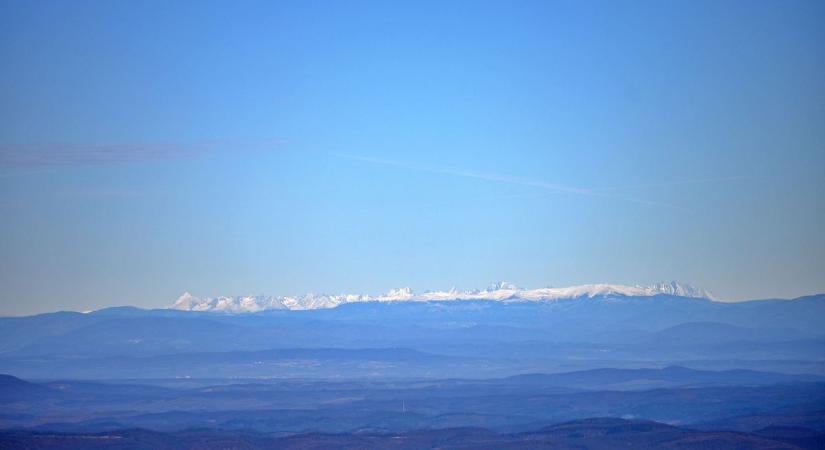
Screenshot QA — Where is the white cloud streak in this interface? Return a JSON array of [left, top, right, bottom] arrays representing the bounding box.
[[336, 153, 693, 212], [0, 139, 285, 167]]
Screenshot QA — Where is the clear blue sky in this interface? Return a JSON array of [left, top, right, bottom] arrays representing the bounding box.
[[1, 0, 823, 314]]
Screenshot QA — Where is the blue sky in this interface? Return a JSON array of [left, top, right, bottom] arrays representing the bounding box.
[[1, 0, 823, 314]]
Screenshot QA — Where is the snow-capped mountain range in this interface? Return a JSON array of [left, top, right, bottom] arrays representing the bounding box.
[[171, 281, 714, 313]]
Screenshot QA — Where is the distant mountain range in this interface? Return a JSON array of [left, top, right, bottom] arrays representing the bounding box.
[[2, 370, 824, 448], [172, 281, 715, 312], [3, 292, 822, 379], [5, 417, 822, 450], [2, 290, 824, 446]]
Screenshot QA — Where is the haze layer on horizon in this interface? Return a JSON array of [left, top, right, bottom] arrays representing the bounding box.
[[1, 0, 824, 315]]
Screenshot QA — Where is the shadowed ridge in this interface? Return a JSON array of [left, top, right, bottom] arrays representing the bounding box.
[[531, 416, 681, 434], [0, 374, 59, 402]]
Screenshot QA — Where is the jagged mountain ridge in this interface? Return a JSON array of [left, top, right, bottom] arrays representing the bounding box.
[[171, 281, 714, 312]]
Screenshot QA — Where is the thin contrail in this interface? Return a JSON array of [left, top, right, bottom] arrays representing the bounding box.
[[334, 153, 691, 211], [0, 168, 56, 178], [589, 175, 750, 192]]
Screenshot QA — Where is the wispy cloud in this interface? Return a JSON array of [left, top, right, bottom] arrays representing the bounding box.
[[57, 188, 148, 198], [338, 154, 592, 195], [336, 153, 701, 212], [0, 168, 57, 178], [0, 139, 285, 167], [589, 175, 750, 192]]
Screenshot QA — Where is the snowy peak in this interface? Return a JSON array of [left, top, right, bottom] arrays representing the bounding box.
[[384, 287, 414, 300], [487, 281, 520, 291], [172, 292, 201, 311], [648, 281, 714, 299], [170, 281, 714, 313], [172, 293, 288, 313]]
